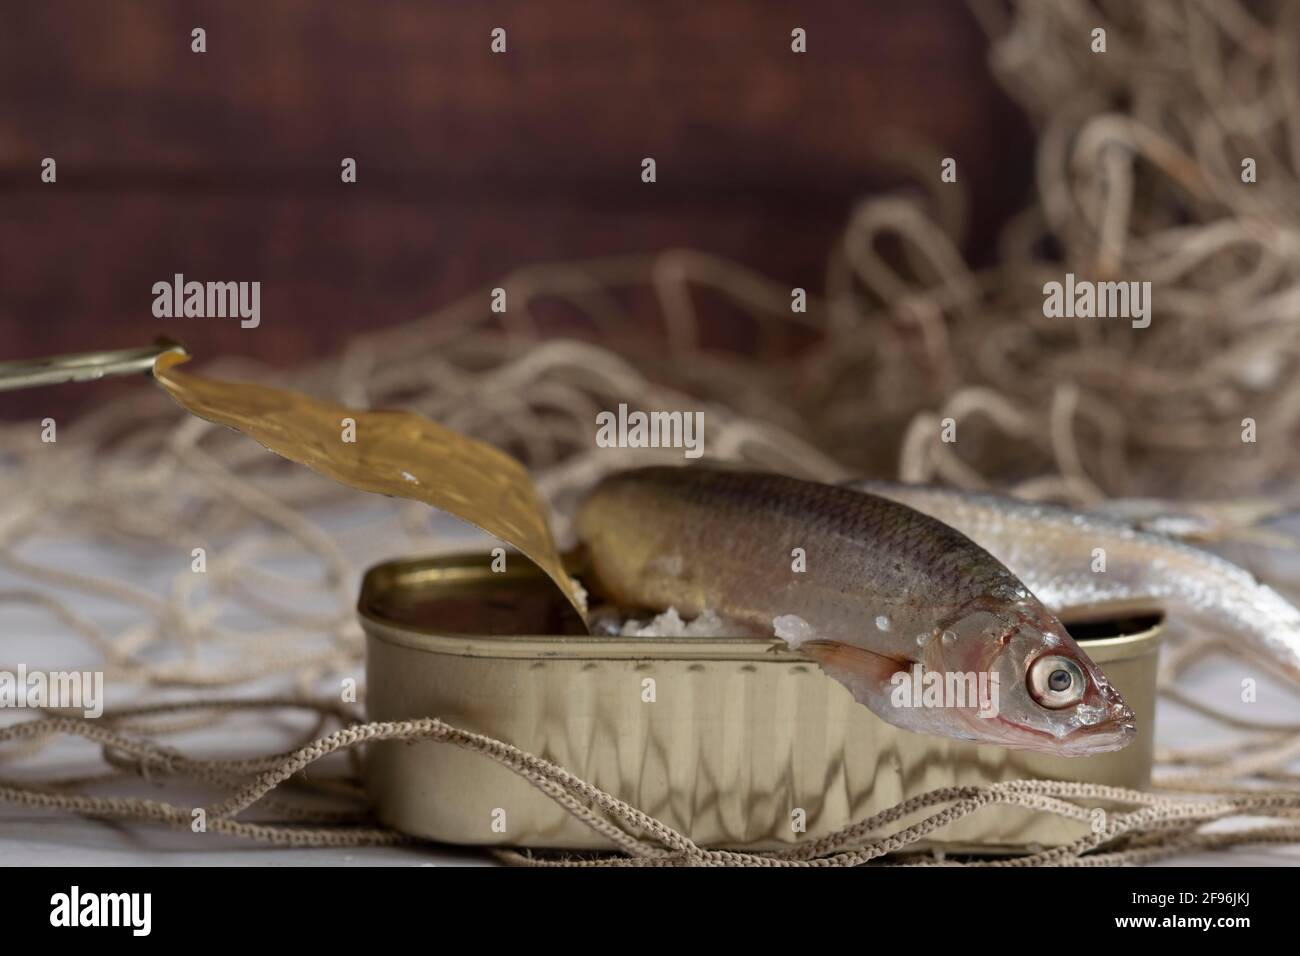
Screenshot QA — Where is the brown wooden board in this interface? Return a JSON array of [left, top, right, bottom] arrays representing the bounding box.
[[0, 0, 1033, 420]]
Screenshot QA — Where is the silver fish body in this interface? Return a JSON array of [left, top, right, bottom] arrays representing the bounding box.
[[847, 481, 1300, 685], [576, 466, 1136, 755]]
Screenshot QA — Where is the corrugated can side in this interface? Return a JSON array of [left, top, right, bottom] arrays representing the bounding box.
[[362, 555, 1160, 852]]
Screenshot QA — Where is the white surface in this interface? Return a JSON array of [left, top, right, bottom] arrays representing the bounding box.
[[2, 502, 1298, 867]]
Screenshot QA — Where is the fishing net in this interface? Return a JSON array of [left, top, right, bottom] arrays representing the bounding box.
[[2, 0, 1299, 865]]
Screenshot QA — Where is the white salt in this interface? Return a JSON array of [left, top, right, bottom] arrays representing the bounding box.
[[616, 607, 743, 638], [621, 607, 687, 637], [567, 576, 589, 613], [772, 613, 816, 649]]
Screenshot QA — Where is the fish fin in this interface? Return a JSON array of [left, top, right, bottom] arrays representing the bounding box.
[[798, 640, 908, 707]]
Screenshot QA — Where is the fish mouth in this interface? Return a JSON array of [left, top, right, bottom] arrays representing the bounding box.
[[976, 704, 1137, 756], [1058, 718, 1138, 755], [972, 691, 1133, 759], [1064, 670, 1139, 755]]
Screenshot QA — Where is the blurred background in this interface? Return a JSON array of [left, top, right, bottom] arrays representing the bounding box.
[[2, 0, 1296, 501], [0, 0, 1032, 421]]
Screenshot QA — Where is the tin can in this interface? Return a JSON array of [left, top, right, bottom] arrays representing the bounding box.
[[362, 553, 1161, 853]]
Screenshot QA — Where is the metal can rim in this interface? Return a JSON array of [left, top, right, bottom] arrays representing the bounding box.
[[359, 552, 1163, 663]]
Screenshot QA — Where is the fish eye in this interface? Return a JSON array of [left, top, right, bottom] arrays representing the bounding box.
[[1028, 655, 1086, 708]]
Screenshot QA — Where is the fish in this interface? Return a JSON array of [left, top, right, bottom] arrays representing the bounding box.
[[575, 466, 1136, 756], [845, 480, 1300, 686]]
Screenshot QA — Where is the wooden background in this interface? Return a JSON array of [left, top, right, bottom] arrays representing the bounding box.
[[0, 0, 1033, 419]]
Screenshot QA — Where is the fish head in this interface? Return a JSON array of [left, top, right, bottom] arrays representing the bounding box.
[[925, 593, 1136, 756]]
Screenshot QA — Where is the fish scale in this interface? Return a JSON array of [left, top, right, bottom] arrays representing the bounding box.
[[580, 466, 1014, 630]]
